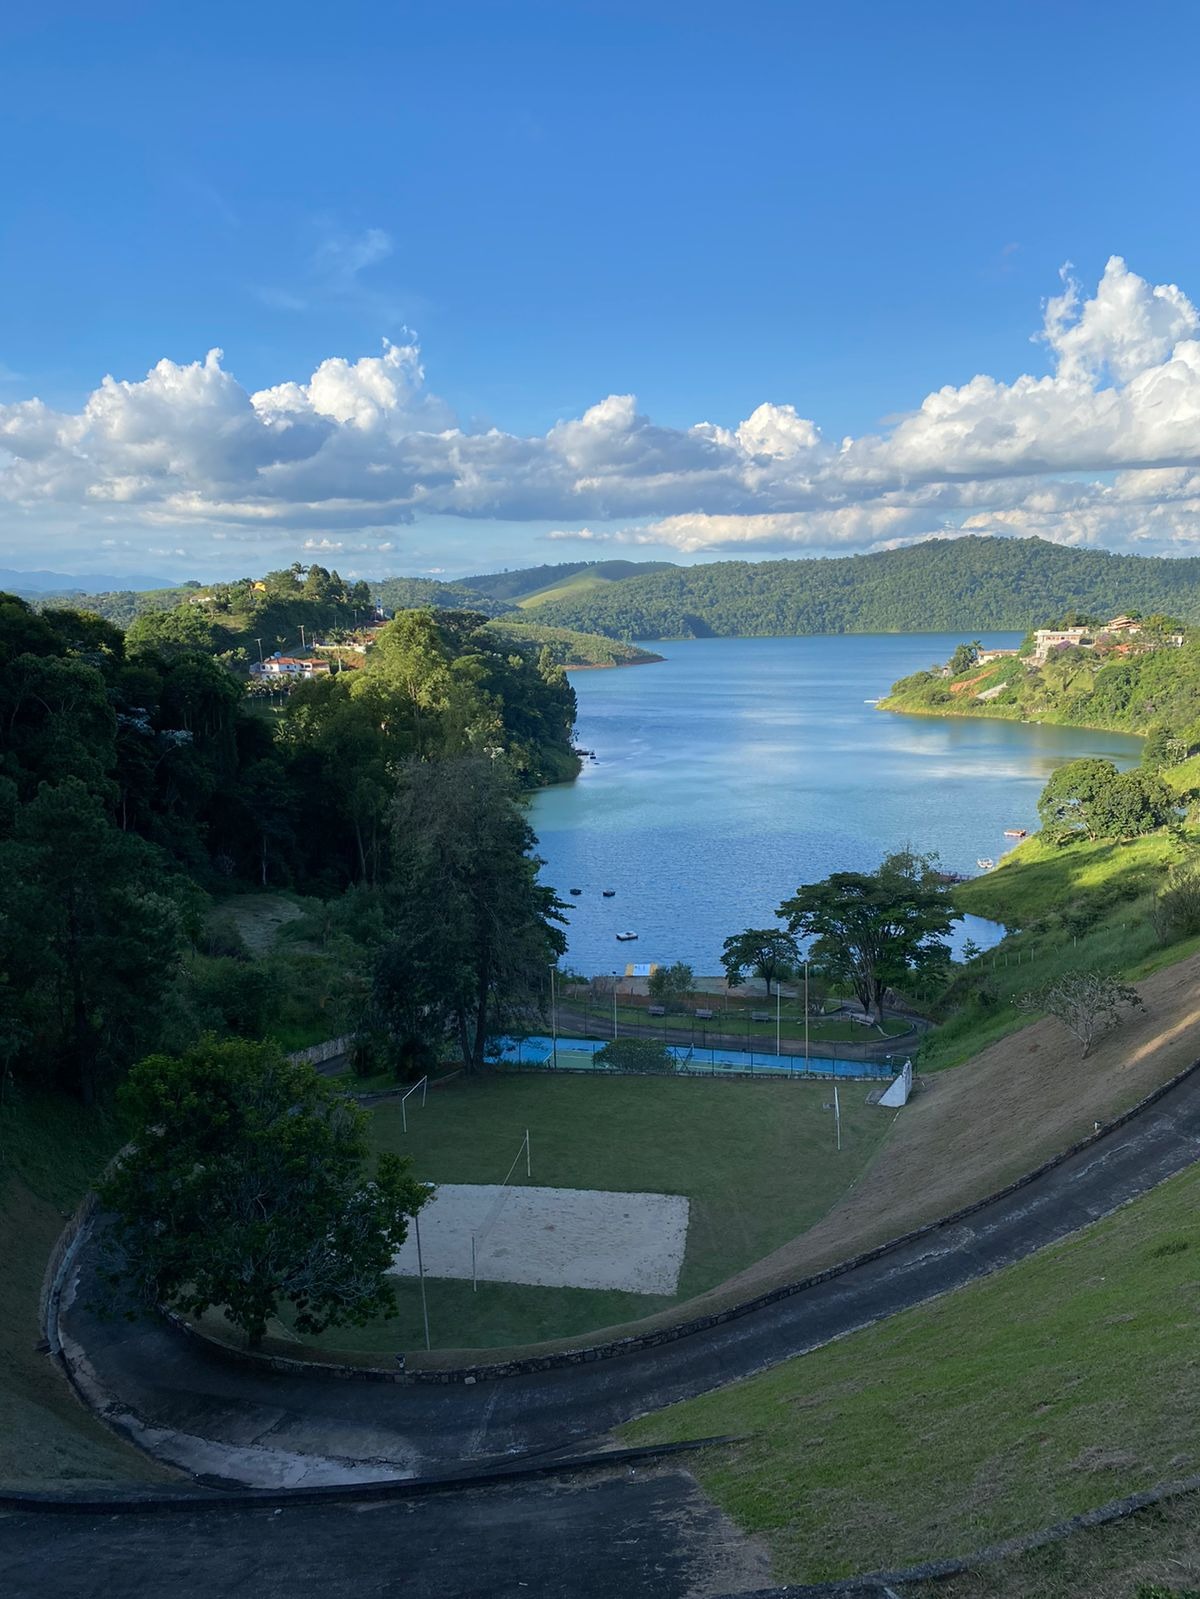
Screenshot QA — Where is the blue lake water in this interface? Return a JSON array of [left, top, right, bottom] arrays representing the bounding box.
[[528, 634, 1144, 976]]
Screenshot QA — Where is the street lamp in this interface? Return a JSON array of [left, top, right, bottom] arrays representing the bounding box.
[[413, 1181, 435, 1352], [611, 972, 618, 1039], [548, 964, 559, 1068], [804, 961, 810, 1071]]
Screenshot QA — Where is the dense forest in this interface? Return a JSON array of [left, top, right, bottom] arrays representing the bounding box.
[[528, 539, 1200, 639], [24, 541, 1200, 645], [0, 578, 576, 1103]]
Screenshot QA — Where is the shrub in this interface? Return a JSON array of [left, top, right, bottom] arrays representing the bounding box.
[[595, 1037, 675, 1073]]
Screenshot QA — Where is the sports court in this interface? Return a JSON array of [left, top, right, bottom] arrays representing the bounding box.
[[389, 1183, 691, 1293]]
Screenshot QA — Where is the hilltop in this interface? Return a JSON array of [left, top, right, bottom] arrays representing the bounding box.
[[26, 539, 1200, 644]]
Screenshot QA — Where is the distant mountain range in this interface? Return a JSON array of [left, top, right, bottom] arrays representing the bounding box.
[[16, 538, 1200, 640], [0, 566, 179, 595]]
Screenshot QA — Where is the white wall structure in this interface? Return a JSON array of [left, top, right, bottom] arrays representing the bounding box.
[[879, 1059, 913, 1108]]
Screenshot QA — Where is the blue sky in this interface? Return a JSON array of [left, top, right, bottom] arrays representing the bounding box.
[[4, 0, 1200, 582]]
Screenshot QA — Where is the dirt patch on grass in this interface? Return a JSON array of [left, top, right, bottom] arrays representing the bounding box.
[[218, 893, 305, 955]]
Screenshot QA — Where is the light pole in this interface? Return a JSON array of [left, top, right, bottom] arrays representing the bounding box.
[[611, 972, 618, 1039], [255, 637, 264, 664], [804, 961, 810, 1071], [414, 1183, 434, 1351], [776, 983, 781, 1059], [549, 964, 558, 1068]]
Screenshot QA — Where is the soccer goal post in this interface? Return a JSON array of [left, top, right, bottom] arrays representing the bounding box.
[[471, 1127, 531, 1291]]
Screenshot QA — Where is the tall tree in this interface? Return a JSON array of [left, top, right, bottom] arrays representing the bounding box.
[[720, 928, 800, 996], [778, 851, 960, 1022], [379, 756, 566, 1070], [101, 1039, 428, 1345]]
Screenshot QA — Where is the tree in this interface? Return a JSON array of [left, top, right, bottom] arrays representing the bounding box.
[[948, 640, 982, 675], [778, 850, 960, 1022], [647, 960, 695, 1010], [378, 756, 566, 1070], [595, 1037, 674, 1073], [720, 928, 800, 996], [1142, 722, 1175, 769], [1038, 759, 1177, 844], [1016, 970, 1144, 1058], [100, 1038, 428, 1345]]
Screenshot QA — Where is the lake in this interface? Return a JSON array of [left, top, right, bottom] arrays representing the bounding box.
[[527, 634, 1144, 976]]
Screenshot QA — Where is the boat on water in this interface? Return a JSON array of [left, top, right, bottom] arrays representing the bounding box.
[[616, 931, 638, 942], [602, 889, 616, 897], [976, 857, 995, 870], [863, 697, 881, 704], [1003, 828, 1027, 838], [569, 887, 583, 895]]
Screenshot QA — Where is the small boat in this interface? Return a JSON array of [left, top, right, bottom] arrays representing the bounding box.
[[976, 857, 995, 871], [1003, 828, 1027, 838], [616, 931, 638, 942], [569, 887, 583, 895], [602, 889, 616, 897], [863, 697, 881, 704]]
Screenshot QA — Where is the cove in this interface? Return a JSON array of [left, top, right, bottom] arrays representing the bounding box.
[[528, 634, 1144, 976]]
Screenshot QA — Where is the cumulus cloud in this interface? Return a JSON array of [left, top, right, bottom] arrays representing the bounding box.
[[8, 255, 1200, 562]]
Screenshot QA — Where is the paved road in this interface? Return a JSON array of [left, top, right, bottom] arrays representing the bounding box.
[[54, 1065, 1200, 1487], [0, 1466, 768, 1599]]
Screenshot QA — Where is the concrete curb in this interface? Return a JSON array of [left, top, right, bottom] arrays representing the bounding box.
[[0, 1436, 736, 1515], [716, 1468, 1200, 1595], [157, 1052, 1200, 1385]]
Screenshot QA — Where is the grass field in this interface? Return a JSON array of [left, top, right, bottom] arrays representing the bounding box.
[[0, 1092, 170, 1489], [283, 1073, 892, 1358], [621, 1157, 1200, 1585]]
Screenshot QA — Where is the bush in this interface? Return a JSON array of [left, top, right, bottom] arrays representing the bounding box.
[[595, 1037, 675, 1073], [1150, 868, 1200, 943]]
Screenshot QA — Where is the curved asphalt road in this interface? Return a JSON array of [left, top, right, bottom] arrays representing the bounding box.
[[51, 1063, 1200, 1488]]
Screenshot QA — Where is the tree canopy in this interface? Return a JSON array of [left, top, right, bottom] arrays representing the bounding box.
[[1037, 759, 1177, 845], [778, 851, 960, 1021], [101, 1038, 428, 1343], [720, 928, 800, 996]]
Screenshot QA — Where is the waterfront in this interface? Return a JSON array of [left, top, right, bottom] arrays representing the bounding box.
[[529, 634, 1144, 975]]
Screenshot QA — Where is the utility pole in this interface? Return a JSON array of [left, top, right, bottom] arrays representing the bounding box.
[[255, 637, 264, 664], [776, 983, 781, 1059], [549, 964, 558, 1068], [804, 961, 810, 1070], [612, 973, 618, 1039], [300, 624, 306, 650]]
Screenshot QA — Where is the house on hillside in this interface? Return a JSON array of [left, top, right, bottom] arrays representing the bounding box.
[[1031, 626, 1092, 662], [977, 647, 1019, 665], [251, 654, 331, 679]]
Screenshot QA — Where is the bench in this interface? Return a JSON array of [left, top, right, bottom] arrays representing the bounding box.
[[751, 1010, 771, 1022], [694, 1008, 714, 1020], [648, 1005, 666, 1017]]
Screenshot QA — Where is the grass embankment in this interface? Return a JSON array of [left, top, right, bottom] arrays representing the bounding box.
[[622, 1157, 1200, 1585], [918, 826, 1200, 1071], [281, 1073, 890, 1358], [0, 1092, 169, 1488]]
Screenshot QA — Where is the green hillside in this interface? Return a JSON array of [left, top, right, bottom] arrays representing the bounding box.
[[486, 617, 663, 667], [511, 561, 678, 608], [528, 538, 1200, 639]]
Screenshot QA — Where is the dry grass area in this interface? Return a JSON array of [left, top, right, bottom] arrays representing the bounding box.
[[218, 892, 305, 955], [707, 949, 1200, 1305]]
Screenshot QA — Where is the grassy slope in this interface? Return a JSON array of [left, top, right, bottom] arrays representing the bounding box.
[[281, 1073, 890, 1358], [622, 1157, 1200, 1584], [515, 562, 676, 609], [485, 617, 663, 667], [0, 1092, 169, 1488], [913, 826, 1198, 1071]]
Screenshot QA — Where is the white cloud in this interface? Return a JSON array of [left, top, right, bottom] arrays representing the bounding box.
[[9, 256, 1200, 565]]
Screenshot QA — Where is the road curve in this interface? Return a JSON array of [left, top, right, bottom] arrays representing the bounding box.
[[50, 1061, 1200, 1488]]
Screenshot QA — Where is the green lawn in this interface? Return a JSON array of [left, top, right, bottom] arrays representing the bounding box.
[[0, 1091, 171, 1488], [288, 1072, 892, 1359], [621, 1157, 1200, 1585]]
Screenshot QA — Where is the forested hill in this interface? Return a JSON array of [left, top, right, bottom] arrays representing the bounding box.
[[526, 539, 1200, 639]]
